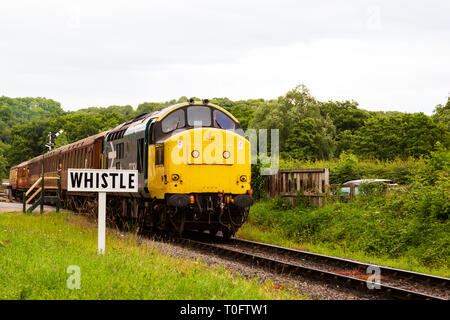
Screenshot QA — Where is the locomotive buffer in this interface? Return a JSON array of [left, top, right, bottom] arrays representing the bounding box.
[[68, 169, 138, 254]]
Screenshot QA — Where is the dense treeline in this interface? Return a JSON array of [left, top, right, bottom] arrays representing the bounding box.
[[0, 85, 449, 180]]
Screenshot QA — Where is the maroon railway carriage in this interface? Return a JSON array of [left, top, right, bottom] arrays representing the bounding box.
[[9, 131, 109, 201]]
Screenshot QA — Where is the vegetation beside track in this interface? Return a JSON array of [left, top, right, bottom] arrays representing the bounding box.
[[0, 212, 304, 300], [238, 187, 449, 277], [240, 148, 450, 277]]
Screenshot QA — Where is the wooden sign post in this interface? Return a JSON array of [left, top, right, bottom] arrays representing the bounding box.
[[67, 169, 138, 254]]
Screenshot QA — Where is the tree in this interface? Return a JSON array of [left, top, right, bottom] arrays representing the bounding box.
[[319, 100, 371, 134], [250, 84, 336, 160], [354, 113, 447, 160], [136, 102, 167, 115], [210, 97, 260, 130], [8, 120, 49, 166], [432, 97, 450, 131], [0, 155, 8, 179]]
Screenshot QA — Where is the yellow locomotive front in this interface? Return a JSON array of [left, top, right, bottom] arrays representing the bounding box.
[[147, 102, 253, 238]]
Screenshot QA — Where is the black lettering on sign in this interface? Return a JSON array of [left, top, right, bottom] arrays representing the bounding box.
[[120, 174, 126, 189], [70, 172, 83, 188], [129, 174, 135, 189], [96, 172, 99, 189], [85, 172, 93, 189], [101, 173, 108, 188], [110, 173, 118, 188]]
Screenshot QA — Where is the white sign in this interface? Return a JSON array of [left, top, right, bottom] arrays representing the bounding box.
[[67, 169, 138, 255], [68, 169, 138, 193]]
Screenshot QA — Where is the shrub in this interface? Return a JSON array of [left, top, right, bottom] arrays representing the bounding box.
[[358, 181, 387, 197], [271, 196, 293, 211], [251, 160, 267, 200]]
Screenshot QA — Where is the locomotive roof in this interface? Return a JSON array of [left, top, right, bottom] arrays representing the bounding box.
[[106, 101, 239, 141], [153, 101, 238, 122]]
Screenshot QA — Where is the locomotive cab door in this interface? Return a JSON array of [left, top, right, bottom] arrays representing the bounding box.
[[147, 120, 165, 198]]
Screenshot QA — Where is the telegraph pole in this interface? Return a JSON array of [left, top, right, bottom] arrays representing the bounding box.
[[40, 130, 64, 213]]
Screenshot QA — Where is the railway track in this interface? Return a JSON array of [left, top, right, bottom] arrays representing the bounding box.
[[171, 233, 449, 300]]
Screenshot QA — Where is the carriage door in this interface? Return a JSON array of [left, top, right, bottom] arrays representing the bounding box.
[[25, 166, 29, 187]]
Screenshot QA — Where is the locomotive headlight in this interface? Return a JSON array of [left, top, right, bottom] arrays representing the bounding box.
[[171, 174, 180, 181], [191, 150, 200, 158], [223, 151, 231, 159], [240, 175, 247, 182]]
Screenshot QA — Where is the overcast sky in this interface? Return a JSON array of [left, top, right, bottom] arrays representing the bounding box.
[[1, 0, 449, 114]]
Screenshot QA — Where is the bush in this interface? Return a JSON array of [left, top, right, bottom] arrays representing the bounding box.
[[271, 196, 293, 211], [251, 160, 267, 200], [358, 181, 387, 197], [279, 155, 425, 185]]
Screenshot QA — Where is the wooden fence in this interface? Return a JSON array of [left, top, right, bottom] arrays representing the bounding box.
[[265, 168, 329, 206]]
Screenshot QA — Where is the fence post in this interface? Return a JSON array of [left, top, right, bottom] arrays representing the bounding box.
[[40, 173, 44, 214], [23, 191, 26, 213], [349, 184, 355, 199]]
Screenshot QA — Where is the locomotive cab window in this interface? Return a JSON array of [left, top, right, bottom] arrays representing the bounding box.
[[213, 109, 236, 130], [161, 109, 185, 133], [187, 106, 211, 127]]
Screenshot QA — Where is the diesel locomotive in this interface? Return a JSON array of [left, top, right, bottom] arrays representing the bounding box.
[[9, 100, 253, 238]]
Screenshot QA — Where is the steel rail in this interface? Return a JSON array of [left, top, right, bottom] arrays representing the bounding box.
[[226, 237, 449, 292], [173, 235, 446, 300]]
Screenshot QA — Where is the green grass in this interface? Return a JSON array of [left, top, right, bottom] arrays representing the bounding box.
[[0, 212, 305, 300], [237, 197, 450, 278]]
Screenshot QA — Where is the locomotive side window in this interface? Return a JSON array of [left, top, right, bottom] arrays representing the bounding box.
[[155, 144, 164, 166], [162, 109, 185, 133], [137, 138, 144, 173], [213, 110, 236, 130], [116, 143, 124, 159], [187, 106, 211, 127]]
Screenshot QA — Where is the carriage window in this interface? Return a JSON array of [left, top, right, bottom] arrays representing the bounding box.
[[213, 110, 236, 130], [162, 109, 185, 133], [187, 106, 211, 127]]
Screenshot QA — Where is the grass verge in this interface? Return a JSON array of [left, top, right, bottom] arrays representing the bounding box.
[[0, 211, 305, 300]]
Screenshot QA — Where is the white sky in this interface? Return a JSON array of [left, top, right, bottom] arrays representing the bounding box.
[[0, 0, 449, 114]]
